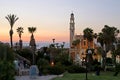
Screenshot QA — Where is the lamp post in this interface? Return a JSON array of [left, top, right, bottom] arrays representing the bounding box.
[[85, 49, 92, 80]]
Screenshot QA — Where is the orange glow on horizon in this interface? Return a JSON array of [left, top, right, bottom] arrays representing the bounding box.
[[0, 22, 69, 43], [0, 33, 69, 43]]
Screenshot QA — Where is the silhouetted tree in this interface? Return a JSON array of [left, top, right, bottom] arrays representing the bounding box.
[[5, 14, 19, 48], [16, 27, 24, 49], [28, 27, 37, 64]]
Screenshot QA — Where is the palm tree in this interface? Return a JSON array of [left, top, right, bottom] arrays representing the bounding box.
[[97, 32, 106, 66], [83, 27, 94, 70], [16, 27, 24, 49], [28, 27, 36, 64], [72, 39, 80, 46], [112, 45, 120, 67], [83, 28, 93, 48], [5, 14, 19, 48], [60, 42, 65, 55], [50, 38, 55, 48], [52, 39, 55, 43], [97, 25, 119, 70], [55, 43, 59, 48], [28, 27, 36, 48], [93, 33, 97, 39], [61, 42, 65, 48], [102, 25, 119, 51]]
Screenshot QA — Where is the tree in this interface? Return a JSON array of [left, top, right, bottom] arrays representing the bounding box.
[[61, 42, 65, 52], [28, 27, 36, 49], [72, 39, 80, 46], [28, 27, 36, 64], [93, 33, 97, 39], [16, 27, 24, 49], [102, 25, 119, 51], [83, 27, 93, 48], [83, 28, 94, 70], [97, 25, 119, 70], [112, 43, 120, 69], [28, 27, 37, 64], [97, 32, 106, 69], [5, 14, 19, 48], [113, 43, 120, 76], [52, 39, 55, 43]]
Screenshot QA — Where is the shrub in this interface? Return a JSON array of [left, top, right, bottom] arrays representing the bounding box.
[[37, 58, 50, 75], [106, 58, 113, 65], [114, 63, 120, 76], [92, 60, 101, 71], [106, 66, 115, 71], [67, 65, 86, 73], [115, 63, 120, 71], [0, 43, 15, 80], [16, 48, 33, 63], [54, 53, 73, 66], [48, 65, 65, 75], [0, 61, 15, 80]]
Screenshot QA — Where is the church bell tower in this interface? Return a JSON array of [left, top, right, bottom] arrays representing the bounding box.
[[70, 13, 75, 48]]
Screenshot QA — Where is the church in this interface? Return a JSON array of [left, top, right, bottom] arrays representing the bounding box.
[[69, 13, 101, 65]]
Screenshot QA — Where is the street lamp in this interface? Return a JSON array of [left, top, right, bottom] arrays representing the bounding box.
[[85, 49, 92, 80]]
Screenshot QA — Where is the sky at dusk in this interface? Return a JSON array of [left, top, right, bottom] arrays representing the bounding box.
[[0, 0, 120, 43]]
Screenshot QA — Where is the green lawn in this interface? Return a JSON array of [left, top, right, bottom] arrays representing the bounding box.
[[52, 72, 120, 80]]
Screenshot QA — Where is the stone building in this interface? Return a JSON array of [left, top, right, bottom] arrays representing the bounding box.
[[69, 13, 101, 65]]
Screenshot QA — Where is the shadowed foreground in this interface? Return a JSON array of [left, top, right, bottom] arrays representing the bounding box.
[[53, 72, 120, 80]]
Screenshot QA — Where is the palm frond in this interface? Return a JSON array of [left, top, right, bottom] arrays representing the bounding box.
[[28, 27, 36, 34], [16, 27, 24, 39], [5, 14, 19, 28]]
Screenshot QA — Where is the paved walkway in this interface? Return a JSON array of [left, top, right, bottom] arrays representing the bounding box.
[[15, 75, 57, 80]]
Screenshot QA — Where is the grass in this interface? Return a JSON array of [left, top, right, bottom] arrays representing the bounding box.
[[52, 71, 120, 80]]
